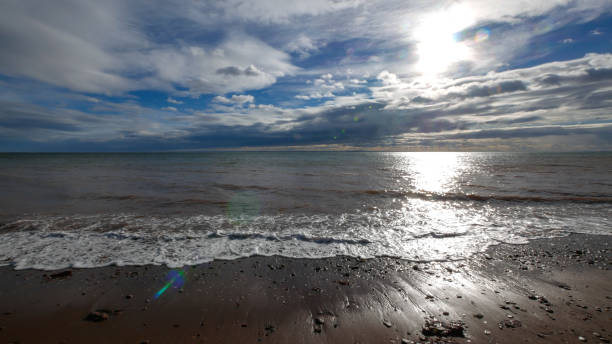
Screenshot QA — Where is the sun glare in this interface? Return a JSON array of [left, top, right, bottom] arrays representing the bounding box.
[[414, 5, 476, 76]]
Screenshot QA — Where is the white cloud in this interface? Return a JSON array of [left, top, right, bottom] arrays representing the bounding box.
[[167, 97, 184, 104], [213, 94, 255, 104], [162, 106, 177, 111], [377, 71, 400, 85], [212, 0, 364, 23]]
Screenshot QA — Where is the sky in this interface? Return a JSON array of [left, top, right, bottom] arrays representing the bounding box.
[[1, 0, 612, 151]]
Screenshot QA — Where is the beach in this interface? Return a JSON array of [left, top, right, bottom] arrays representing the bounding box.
[[0, 233, 609, 343]]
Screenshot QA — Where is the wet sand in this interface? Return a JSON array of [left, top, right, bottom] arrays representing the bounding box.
[[0, 233, 610, 343]]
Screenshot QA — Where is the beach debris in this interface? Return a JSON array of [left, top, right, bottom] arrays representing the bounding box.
[[84, 310, 110, 322], [421, 318, 465, 337]]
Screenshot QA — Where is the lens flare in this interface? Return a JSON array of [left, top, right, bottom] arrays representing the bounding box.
[[226, 191, 260, 225], [474, 28, 490, 42], [154, 269, 185, 299]]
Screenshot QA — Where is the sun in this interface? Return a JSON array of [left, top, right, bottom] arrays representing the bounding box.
[[413, 4, 475, 76]]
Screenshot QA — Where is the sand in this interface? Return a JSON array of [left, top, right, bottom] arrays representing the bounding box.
[[0, 233, 610, 343]]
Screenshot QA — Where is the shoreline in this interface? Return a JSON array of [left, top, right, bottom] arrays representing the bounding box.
[[0, 233, 610, 343]]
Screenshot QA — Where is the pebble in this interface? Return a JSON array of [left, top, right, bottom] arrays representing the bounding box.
[[484, 330, 491, 335], [473, 313, 484, 319], [383, 320, 392, 328], [84, 311, 109, 322], [578, 336, 586, 342]]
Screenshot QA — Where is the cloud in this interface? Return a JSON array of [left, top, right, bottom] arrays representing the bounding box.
[[377, 71, 400, 85], [216, 65, 262, 77], [0, 1, 140, 94], [0, 2, 299, 96], [167, 97, 183, 104], [2, 1, 612, 151], [285, 34, 321, 58], [213, 94, 255, 104]]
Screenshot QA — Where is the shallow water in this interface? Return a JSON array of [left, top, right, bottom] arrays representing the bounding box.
[[1, 152, 611, 269]]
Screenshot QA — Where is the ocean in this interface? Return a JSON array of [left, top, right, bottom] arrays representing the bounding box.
[[0, 151, 610, 270]]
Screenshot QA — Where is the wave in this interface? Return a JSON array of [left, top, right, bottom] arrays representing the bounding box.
[[1, 202, 610, 270]]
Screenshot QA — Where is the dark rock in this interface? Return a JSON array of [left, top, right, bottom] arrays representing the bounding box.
[[503, 319, 522, 328], [84, 311, 109, 322], [49, 270, 72, 279], [421, 319, 465, 337]]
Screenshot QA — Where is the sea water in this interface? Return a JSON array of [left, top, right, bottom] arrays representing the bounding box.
[[0, 152, 610, 270]]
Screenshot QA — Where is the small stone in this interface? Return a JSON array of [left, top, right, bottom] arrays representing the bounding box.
[[484, 330, 491, 335], [578, 336, 586, 342], [443, 311, 449, 316], [315, 317, 324, 325], [401, 339, 410, 344], [473, 313, 484, 319], [503, 319, 522, 328], [125, 294, 134, 299], [49, 270, 72, 279], [383, 320, 392, 328], [84, 311, 109, 322]]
